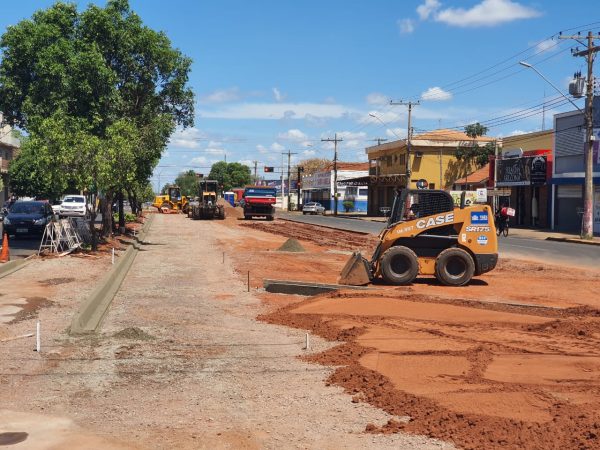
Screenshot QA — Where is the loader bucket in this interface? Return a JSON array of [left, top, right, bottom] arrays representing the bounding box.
[[338, 251, 372, 286]]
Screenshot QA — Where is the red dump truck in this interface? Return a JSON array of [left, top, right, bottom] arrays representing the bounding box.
[[242, 186, 277, 221]]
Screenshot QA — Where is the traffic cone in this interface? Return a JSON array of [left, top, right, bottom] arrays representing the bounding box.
[[0, 232, 9, 263]]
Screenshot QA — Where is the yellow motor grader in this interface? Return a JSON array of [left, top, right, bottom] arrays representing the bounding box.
[[339, 189, 498, 287]]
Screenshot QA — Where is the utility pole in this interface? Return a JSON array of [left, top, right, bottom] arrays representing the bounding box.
[[321, 133, 343, 216], [390, 100, 419, 188], [560, 31, 600, 239], [253, 160, 258, 184], [369, 138, 389, 146], [297, 166, 304, 209], [282, 150, 297, 211]]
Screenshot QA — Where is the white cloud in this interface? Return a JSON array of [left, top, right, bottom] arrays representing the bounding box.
[[278, 129, 308, 141], [323, 96, 336, 104], [434, 0, 541, 27], [273, 87, 286, 102], [302, 149, 316, 157], [257, 144, 268, 154], [200, 102, 358, 120], [534, 38, 557, 54], [271, 142, 285, 152], [421, 86, 453, 101], [398, 18, 415, 34], [169, 127, 204, 149], [366, 93, 389, 105], [200, 87, 241, 104], [204, 147, 226, 155], [190, 156, 207, 165], [417, 0, 441, 20]]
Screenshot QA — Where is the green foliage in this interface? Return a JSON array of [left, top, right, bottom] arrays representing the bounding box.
[[455, 122, 494, 170], [129, 181, 155, 203], [113, 212, 136, 223], [174, 169, 199, 197], [343, 200, 355, 212], [0, 0, 194, 246], [208, 161, 251, 192]]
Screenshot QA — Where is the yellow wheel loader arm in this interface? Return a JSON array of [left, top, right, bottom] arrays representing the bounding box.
[[339, 189, 498, 287]]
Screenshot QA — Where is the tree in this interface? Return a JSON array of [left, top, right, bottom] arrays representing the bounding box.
[[0, 0, 194, 247], [174, 170, 200, 197], [297, 158, 331, 175], [208, 162, 251, 192], [455, 123, 494, 180]]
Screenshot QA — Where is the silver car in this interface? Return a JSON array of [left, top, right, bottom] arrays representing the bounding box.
[[302, 202, 325, 215]]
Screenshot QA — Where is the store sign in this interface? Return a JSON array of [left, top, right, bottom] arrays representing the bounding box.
[[302, 171, 330, 190], [497, 158, 529, 186], [530, 156, 547, 185]]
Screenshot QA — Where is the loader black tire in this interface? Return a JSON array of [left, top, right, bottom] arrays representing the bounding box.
[[380, 246, 419, 285], [435, 247, 475, 286]]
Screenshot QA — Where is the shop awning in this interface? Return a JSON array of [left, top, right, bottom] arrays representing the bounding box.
[[337, 174, 407, 186]]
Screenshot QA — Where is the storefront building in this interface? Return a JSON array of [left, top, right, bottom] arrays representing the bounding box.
[[365, 129, 495, 216], [301, 162, 368, 213], [553, 107, 600, 234]]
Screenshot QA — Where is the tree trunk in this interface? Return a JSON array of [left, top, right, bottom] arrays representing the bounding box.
[[118, 191, 125, 232], [88, 199, 98, 251], [101, 191, 114, 238]]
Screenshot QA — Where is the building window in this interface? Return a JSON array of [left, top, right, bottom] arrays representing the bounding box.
[[399, 154, 406, 165]]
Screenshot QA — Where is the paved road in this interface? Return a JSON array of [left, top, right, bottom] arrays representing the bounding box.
[[278, 212, 600, 269]]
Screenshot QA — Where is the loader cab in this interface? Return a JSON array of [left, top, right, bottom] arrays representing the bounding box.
[[388, 189, 455, 226], [168, 186, 182, 201]]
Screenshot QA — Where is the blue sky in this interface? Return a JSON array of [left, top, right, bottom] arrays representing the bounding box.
[[2, 1, 599, 189]]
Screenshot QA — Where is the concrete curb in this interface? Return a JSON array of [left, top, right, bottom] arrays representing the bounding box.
[[69, 215, 155, 335], [264, 279, 372, 296], [545, 236, 600, 246], [0, 259, 28, 280]]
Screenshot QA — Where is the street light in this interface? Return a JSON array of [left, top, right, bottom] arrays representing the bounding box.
[[520, 60, 594, 239], [518, 61, 582, 112]]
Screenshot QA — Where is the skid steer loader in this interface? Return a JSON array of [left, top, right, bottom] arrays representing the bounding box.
[[339, 189, 498, 287]]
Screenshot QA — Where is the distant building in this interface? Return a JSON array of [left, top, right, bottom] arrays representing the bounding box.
[[492, 130, 553, 228], [364, 129, 495, 216], [553, 100, 600, 234], [0, 115, 21, 206], [301, 162, 369, 213]]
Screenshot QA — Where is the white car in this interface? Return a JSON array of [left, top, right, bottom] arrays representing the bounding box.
[[51, 200, 62, 215], [59, 195, 90, 219], [302, 202, 326, 215]]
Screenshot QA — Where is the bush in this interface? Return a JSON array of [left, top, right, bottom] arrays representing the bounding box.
[[113, 212, 136, 223], [342, 200, 354, 212]]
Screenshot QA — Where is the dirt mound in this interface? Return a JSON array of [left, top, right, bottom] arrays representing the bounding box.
[[39, 277, 75, 286], [112, 327, 154, 340], [277, 238, 306, 252], [241, 221, 378, 252]]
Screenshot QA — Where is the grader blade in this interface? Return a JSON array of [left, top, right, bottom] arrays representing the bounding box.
[[338, 251, 372, 286]]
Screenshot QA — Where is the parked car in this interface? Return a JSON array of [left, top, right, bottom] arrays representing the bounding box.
[[302, 202, 326, 215], [2, 201, 54, 237], [51, 200, 62, 215], [59, 195, 89, 219]]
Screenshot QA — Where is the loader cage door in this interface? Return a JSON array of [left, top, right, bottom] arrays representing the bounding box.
[[388, 189, 454, 226]]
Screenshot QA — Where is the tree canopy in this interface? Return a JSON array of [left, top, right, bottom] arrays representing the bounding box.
[[174, 170, 200, 197], [208, 161, 251, 192], [456, 123, 495, 169], [0, 0, 194, 245]]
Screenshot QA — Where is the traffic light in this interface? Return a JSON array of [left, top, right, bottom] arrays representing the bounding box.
[[264, 166, 274, 173]]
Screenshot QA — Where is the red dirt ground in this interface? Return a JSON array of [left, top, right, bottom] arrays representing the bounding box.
[[218, 209, 600, 450]]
